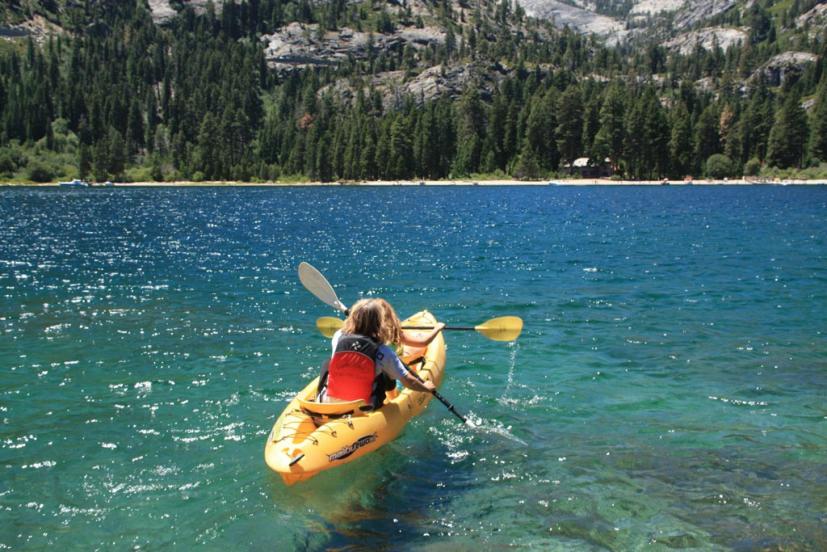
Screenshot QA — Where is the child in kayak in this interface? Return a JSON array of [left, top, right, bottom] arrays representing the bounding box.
[[318, 298, 444, 407]]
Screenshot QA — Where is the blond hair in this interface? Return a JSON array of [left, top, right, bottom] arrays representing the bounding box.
[[341, 298, 402, 345]]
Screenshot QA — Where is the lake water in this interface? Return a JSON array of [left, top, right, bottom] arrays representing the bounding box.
[[1, 185, 825, 550]]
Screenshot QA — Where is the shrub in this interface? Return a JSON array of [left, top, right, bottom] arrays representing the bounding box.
[[27, 161, 54, 183], [705, 154, 735, 179], [0, 150, 16, 174], [512, 152, 542, 180], [743, 158, 762, 177], [150, 162, 164, 182]]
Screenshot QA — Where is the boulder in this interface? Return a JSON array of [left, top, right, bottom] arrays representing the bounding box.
[[796, 3, 827, 32], [753, 51, 819, 87]]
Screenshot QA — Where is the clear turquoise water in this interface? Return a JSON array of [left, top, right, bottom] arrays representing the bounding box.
[[1, 186, 826, 550]]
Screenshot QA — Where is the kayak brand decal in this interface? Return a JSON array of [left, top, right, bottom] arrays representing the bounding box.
[[328, 434, 377, 462]]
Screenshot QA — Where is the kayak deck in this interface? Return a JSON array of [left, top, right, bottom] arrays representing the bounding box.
[[264, 310, 446, 485]]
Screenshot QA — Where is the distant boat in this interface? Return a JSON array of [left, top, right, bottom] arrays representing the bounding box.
[[58, 179, 89, 188]]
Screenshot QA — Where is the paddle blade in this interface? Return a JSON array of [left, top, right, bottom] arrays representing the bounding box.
[[298, 262, 348, 313], [316, 316, 344, 338], [474, 316, 523, 341]]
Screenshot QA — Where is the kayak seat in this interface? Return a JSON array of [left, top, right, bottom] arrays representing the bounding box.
[[298, 397, 368, 416]]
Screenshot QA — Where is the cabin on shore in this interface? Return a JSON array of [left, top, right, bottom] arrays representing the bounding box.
[[564, 157, 613, 178]]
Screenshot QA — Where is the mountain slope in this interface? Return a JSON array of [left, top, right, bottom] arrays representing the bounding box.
[[0, 0, 825, 184]]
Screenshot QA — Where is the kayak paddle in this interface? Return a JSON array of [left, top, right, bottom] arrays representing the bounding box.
[[298, 262, 349, 314], [316, 315, 523, 341]]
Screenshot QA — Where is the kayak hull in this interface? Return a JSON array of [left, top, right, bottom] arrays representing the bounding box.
[[264, 310, 446, 485]]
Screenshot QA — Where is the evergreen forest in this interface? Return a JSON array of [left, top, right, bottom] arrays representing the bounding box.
[[1, 0, 826, 183]]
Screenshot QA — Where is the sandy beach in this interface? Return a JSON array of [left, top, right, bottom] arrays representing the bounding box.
[[2, 178, 826, 187]]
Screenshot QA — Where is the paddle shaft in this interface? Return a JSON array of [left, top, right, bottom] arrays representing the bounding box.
[[404, 325, 475, 331], [431, 389, 469, 424], [404, 360, 468, 425]]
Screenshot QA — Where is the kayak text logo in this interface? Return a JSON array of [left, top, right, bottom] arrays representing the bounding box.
[[328, 434, 378, 462]]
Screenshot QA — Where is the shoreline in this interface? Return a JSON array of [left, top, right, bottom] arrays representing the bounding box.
[[2, 178, 826, 187]]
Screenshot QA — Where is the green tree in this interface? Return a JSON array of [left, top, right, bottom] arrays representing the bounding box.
[[517, 87, 558, 176], [810, 79, 827, 161], [107, 127, 127, 179], [452, 87, 485, 176], [388, 116, 413, 179], [360, 125, 377, 180], [694, 105, 721, 172], [669, 104, 693, 178], [742, 78, 774, 161], [195, 112, 220, 179], [643, 90, 671, 178], [594, 83, 626, 172], [316, 132, 333, 182], [556, 85, 583, 171], [78, 142, 91, 180], [767, 89, 808, 168]]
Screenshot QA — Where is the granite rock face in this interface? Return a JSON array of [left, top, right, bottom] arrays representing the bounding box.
[[519, 0, 740, 40], [753, 51, 819, 87], [664, 26, 748, 54], [0, 15, 63, 43], [518, 0, 628, 43], [317, 62, 511, 110], [261, 22, 445, 71], [147, 0, 235, 23], [671, 0, 739, 30], [795, 3, 827, 36]]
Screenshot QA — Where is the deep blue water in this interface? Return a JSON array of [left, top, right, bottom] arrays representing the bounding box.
[[1, 185, 826, 550]]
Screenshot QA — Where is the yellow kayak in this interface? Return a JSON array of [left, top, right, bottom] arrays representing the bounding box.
[[264, 310, 446, 485]]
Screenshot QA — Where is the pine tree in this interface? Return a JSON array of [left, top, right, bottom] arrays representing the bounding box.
[[360, 125, 377, 180], [452, 87, 485, 176], [195, 112, 220, 178], [742, 78, 774, 161], [388, 115, 413, 179], [515, 88, 558, 178], [556, 85, 583, 171], [316, 132, 333, 182], [643, 90, 670, 178], [107, 127, 126, 178], [694, 104, 721, 172], [669, 104, 693, 178], [486, 94, 507, 172], [624, 93, 647, 179], [78, 142, 91, 180], [767, 88, 808, 168], [374, 121, 391, 178], [594, 83, 625, 173], [810, 79, 827, 162], [581, 93, 601, 162], [126, 98, 144, 154]]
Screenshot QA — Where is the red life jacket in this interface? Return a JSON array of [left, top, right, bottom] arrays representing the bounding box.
[[326, 334, 380, 402]]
